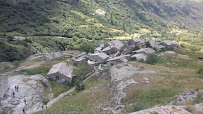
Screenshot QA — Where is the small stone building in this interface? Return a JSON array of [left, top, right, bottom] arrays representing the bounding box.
[[0, 75, 8, 99], [47, 61, 73, 83], [88, 52, 109, 63], [103, 40, 125, 53], [107, 55, 130, 66], [133, 48, 155, 55], [161, 40, 179, 50], [149, 40, 166, 51]]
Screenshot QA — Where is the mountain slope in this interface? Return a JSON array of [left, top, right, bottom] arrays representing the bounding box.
[[0, 0, 203, 38]]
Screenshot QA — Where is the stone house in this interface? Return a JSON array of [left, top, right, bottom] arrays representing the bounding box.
[[102, 46, 118, 55], [106, 55, 130, 66], [73, 56, 87, 65], [161, 40, 179, 50], [88, 52, 109, 63], [103, 40, 125, 54], [0, 75, 8, 99], [47, 61, 73, 83], [128, 38, 146, 48], [133, 48, 155, 55], [149, 40, 166, 51]]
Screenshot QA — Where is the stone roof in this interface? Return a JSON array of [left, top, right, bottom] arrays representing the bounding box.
[[134, 48, 155, 54], [89, 52, 109, 60], [131, 38, 143, 43], [162, 40, 179, 46], [131, 53, 147, 61], [107, 40, 124, 50], [47, 62, 73, 79], [107, 55, 131, 62]]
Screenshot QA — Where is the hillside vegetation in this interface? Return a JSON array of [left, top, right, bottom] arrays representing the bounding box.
[[1, 0, 203, 38]]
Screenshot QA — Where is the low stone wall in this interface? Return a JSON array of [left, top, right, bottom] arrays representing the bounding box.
[[0, 75, 8, 99]]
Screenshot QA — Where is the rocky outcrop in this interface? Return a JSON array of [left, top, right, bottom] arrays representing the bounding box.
[[110, 63, 156, 83], [0, 75, 8, 99], [170, 90, 203, 104], [1, 75, 51, 114], [130, 105, 191, 114]]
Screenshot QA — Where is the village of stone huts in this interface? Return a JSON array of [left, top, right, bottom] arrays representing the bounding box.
[[44, 38, 179, 84]]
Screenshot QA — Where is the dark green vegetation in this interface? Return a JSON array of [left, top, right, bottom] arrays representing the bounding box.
[[146, 53, 160, 65], [0, 36, 71, 62], [1, 0, 203, 37], [79, 43, 94, 54]]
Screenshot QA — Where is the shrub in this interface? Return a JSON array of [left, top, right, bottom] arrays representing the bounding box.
[[197, 68, 203, 77], [79, 43, 94, 54], [146, 54, 159, 65], [145, 41, 151, 48], [76, 83, 85, 92], [133, 45, 140, 51], [129, 57, 137, 61]]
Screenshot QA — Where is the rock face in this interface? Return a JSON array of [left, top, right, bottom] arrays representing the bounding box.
[[1, 75, 51, 114], [0, 75, 8, 99], [130, 105, 191, 114], [110, 63, 156, 83], [170, 90, 203, 104], [194, 103, 203, 112]]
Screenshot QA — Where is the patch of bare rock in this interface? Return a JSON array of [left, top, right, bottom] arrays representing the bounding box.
[[103, 63, 156, 114], [1, 75, 51, 114], [130, 105, 191, 114], [170, 89, 203, 104]]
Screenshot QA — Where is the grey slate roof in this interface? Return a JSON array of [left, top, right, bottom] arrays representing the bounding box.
[[47, 62, 73, 79], [89, 52, 109, 60], [134, 48, 155, 54], [107, 40, 124, 50]]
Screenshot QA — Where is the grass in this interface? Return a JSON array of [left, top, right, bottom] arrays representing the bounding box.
[[125, 52, 203, 112], [13, 58, 67, 76], [37, 77, 111, 114], [49, 80, 70, 98]]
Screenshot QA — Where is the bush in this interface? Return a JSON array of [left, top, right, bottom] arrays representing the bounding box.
[[145, 42, 151, 48], [197, 68, 203, 77], [146, 54, 159, 65], [129, 57, 137, 61], [79, 43, 94, 54], [76, 83, 85, 92], [133, 45, 140, 51]]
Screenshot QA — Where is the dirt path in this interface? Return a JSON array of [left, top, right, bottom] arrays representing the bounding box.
[[47, 87, 76, 107]]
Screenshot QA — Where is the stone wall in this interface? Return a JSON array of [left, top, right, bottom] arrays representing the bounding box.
[[0, 75, 8, 99]]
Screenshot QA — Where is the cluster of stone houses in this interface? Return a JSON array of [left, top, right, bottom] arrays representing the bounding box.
[[87, 38, 179, 66], [46, 38, 179, 84]]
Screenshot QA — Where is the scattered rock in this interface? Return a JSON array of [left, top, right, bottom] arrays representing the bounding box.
[[130, 105, 191, 114], [194, 103, 203, 112], [143, 77, 150, 84], [138, 65, 144, 70], [167, 70, 176, 73], [166, 51, 176, 54], [170, 90, 203, 104]]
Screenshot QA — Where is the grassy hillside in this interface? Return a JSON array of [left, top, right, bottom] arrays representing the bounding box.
[[1, 0, 203, 38]]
